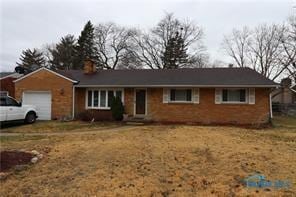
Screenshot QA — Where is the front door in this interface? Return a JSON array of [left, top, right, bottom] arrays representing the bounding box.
[[135, 89, 146, 115]]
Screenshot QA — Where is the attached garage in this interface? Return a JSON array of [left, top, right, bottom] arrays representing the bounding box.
[[14, 67, 77, 120], [23, 91, 52, 120]]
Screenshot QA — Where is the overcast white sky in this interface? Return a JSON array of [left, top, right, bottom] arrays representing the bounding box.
[[0, 0, 295, 71]]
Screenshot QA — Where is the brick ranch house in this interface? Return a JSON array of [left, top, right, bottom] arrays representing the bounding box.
[[14, 60, 278, 124]]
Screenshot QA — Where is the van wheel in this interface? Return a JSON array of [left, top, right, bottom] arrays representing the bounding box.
[[25, 112, 36, 124]]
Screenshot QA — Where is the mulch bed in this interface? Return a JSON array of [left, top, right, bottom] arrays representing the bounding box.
[[0, 151, 34, 172]]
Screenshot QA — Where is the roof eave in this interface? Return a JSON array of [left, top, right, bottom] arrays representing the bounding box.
[[13, 67, 78, 83], [0, 73, 23, 80], [74, 84, 279, 88]]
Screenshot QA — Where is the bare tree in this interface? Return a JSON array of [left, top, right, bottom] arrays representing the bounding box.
[[280, 15, 296, 82], [249, 24, 286, 81], [131, 13, 207, 69], [40, 44, 55, 69], [207, 59, 228, 68], [223, 24, 288, 81], [130, 32, 163, 69], [116, 50, 143, 69], [94, 23, 139, 69], [222, 27, 251, 67]]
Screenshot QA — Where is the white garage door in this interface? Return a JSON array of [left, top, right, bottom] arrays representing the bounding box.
[[23, 92, 52, 120]]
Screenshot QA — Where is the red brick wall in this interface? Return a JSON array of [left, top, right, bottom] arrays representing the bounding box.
[[0, 77, 15, 97], [74, 87, 86, 116], [148, 88, 269, 124], [74, 88, 113, 120], [124, 88, 271, 124], [15, 69, 73, 119], [75, 87, 271, 124]]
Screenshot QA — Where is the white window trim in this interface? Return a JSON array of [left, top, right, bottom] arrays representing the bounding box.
[[85, 88, 124, 110], [169, 101, 194, 103], [220, 88, 248, 104], [168, 88, 194, 103]]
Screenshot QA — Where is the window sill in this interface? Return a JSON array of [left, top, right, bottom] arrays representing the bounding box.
[[220, 102, 248, 105], [168, 101, 194, 104], [86, 107, 111, 110]]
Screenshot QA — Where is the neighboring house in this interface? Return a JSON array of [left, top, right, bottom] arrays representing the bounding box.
[[272, 78, 296, 115], [272, 78, 296, 104], [14, 60, 278, 124], [0, 72, 23, 97]]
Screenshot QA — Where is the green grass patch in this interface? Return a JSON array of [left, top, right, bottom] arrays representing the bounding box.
[[272, 116, 296, 129]]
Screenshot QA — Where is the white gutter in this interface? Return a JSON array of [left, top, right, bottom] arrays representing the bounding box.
[[74, 84, 279, 88]]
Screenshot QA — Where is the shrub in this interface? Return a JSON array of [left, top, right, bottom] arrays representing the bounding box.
[[110, 96, 124, 121], [77, 109, 113, 121], [77, 110, 95, 121]]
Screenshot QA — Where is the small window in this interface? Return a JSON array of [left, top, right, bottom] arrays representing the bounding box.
[[87, 91, 92, 107], [6, 97, 19, 106], [222, 89, 246, 103], [100, 90, 107, 107], [170, 89, 192, 102], [93, 91, 99, 107]]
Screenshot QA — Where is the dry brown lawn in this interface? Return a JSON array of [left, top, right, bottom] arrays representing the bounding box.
[[0, 117, 295, 196], [0, 120, 122, 133]]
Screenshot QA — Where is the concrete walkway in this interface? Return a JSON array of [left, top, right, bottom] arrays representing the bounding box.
[[0, 126, 136, 137]]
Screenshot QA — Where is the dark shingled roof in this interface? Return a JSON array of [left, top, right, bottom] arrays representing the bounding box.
[[58, 67, 278, 87], [0, 72, 14, 79]]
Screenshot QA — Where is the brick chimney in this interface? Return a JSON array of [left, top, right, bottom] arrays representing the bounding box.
[[84, 59, 96, 74]]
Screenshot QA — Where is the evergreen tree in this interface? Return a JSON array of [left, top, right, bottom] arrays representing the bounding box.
[[50, 35, 77, 70], [110, 96, 124, 121], [175, 30, 189, 67], [162, 36, 177, 69], [75, 21, 98, 69], [16, 48, 45, 71], [162, 30, 188, 69]]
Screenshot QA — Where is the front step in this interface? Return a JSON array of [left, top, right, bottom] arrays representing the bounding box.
[[125, 122, 145, 125], [123, 116, 152, 124]]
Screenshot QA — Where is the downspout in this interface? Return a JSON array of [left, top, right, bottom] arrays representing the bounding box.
[[269, 87, 278, 119], [269, 92, 273, 119]]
